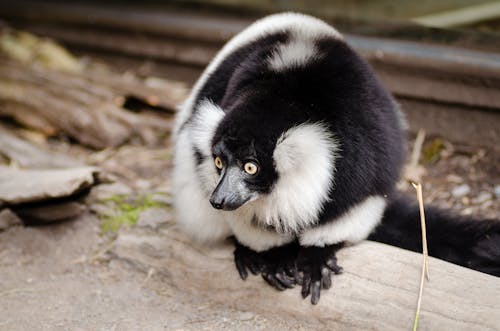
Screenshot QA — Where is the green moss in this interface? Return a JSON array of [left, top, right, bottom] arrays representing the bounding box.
[[99, 193, 168, 233], [422, 138, 445, 164]]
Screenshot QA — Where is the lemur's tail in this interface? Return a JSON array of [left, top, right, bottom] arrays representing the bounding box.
[[368, 195, 500, 277]]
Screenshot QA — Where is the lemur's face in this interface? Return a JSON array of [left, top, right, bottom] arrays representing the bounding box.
[[209, 135, 277, 211]]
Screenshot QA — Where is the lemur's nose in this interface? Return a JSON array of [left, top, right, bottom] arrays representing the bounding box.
[[210, 197, 224, 209]]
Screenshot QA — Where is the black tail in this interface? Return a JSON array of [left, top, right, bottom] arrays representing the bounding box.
[[368, 195, 500, 277]]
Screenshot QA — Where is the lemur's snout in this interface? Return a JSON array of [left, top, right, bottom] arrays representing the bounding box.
[[209, 166, 253, 211]]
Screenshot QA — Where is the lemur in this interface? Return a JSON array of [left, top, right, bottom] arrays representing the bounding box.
[[172, 13, 500, 304]]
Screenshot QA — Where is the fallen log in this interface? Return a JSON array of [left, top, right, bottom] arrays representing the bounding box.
[[111, 226, 500, 330], [0, 56, 186, 148]]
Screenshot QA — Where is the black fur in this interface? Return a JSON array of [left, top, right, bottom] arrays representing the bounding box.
[[370, 195, 500, 277]]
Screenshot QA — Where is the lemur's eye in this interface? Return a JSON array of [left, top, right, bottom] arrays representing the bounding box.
[[214, 156, 223, 169], [243, 162, 259, 175]]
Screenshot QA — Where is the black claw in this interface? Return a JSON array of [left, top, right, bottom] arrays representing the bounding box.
[[275, 272, 295, 288], [332, 265, 343, 275], [247, 260, 260, 275], [262, 273, 287, 291], [321, 267, 332, 289], [325, 257, 337, 269], [326, 258, 343, 274], [284, 262, 296, 277], [235, 257, 248, 280], [301, 276, 311, 299], [311, 280, 321, 305], [294, 270, 304, 285]]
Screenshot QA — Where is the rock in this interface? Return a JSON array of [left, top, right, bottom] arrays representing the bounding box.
[[0, 128, 82, 169], [495, 185, 500, 199], [13, 201, 87, 224], [86, 182, 133, 203], [451, 184, 470, 198], [445, 174, 463, 184], [472, 192, 492, 205], [0, 166, 99, 205], [237, 312, 255, 321], [0, 208, 22, 230], [150, 193, 172, 206], [137, 207, 172, 230]]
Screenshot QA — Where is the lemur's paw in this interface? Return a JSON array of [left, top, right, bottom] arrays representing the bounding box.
[[295, 244, 343, 305], [260, 246, 298, 290], [233, 239, 299, 291], [233, 240, 265, 280]]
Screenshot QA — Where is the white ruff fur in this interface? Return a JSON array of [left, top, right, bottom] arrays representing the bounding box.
[[252, 123, 339, 233], [300, 195, 386, 247], [172, 103, 229, 243], [228, 207, 295, 252], [173, 12, 342, 137], [189, 99, 225, 156]]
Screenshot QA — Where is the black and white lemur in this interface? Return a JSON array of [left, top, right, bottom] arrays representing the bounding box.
[[172, 13, 500, 304]]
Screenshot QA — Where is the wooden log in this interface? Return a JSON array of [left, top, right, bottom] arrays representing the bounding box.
[[111, 227, 500, 330], [23, 24, 220, 67], [413, 2, 500, 28], [0, 58, 186, 148]]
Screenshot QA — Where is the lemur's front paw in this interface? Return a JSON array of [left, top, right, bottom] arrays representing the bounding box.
[[295, 244, 343, 305], [233, 240, 265, 280], [259, 243, 299, 291], [233, 239, 299, 291]]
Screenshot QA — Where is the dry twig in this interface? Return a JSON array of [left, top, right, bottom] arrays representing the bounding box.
[[411, 182, 430, 331]]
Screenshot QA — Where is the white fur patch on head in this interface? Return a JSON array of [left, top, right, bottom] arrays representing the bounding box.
[[252, 123, 339, 233], [299, 195, 386, 247], [174, 13, 342, 136], [268, 35, 320, 71], [183, 99, 226, 195]]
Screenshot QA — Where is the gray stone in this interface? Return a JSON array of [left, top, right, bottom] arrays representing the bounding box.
[[0, 166, 99, 205], [451, 184, 471, 198], [87, 182, 133, 203], [495, 185, 500, 199], [0, 208, 22, 230], [14, 202, 87, 224], [0, 128, 82, 169], [137, 208, 172, 229], [472, 192, 492, 204], [237, 312, 255, 321]]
